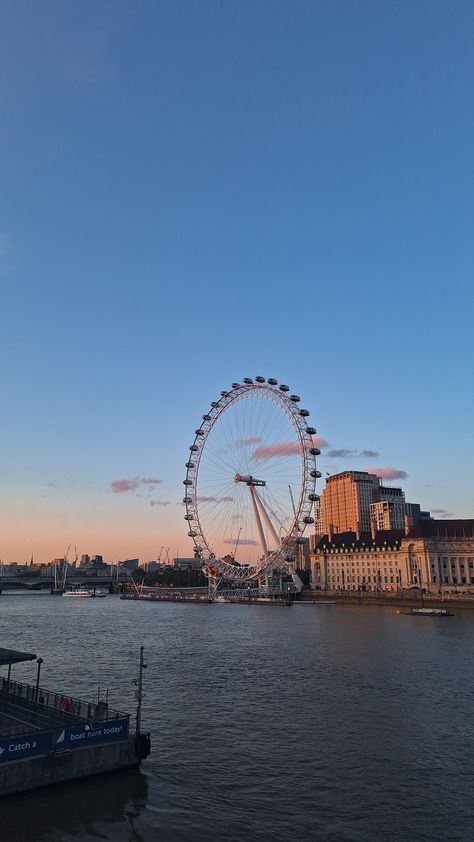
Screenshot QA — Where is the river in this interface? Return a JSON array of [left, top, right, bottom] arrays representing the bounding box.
[[0, 592, 472, 841]]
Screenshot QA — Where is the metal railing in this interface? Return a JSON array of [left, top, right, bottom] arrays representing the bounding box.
[[0, 676, 128, 732]]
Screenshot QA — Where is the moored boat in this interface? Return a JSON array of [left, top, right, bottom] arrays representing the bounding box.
[[402, 607, 454, 617]]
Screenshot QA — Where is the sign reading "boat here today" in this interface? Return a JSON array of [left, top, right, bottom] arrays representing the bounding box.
[[55, 718, 129, 750]]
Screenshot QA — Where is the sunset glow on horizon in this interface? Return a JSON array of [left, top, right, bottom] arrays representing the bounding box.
[[1, 2, 472, 563]]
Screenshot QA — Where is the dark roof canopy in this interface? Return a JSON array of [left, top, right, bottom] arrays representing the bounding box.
[[407, 519, 474, 539], [315, 530, 404, 550], [0, 647, 37, 666], [313, 519, 474, 550]]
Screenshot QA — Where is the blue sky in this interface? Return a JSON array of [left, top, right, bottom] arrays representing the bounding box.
[[0, 0, 473, 562]]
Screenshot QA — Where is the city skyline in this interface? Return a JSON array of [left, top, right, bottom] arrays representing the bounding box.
[[1, 2, 473, 562]]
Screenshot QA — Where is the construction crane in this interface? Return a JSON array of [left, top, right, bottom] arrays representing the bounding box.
[[157, 546, 164, 562], [61, 544, 72, 590], [288, 485, 296, 517], [231, 527, 242, 561]]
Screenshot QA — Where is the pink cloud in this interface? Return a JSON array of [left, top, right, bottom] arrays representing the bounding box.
[[110, 477, 141, 493], [109, 476, 163, 493], [253, 436, 328, 460], [364, 467, 408, 481]]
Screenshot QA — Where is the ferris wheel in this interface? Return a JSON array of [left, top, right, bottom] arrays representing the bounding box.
[[183, 377, 321, 584]]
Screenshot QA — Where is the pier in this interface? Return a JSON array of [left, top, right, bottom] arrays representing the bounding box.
[[0, 646, 150, 796]]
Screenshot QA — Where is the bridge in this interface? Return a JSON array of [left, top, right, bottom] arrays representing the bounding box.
[[0, 571, 131, 590]]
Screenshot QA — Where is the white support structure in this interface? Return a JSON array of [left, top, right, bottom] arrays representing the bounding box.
[[248, 484, 268, 557], [253, 487, 280, 548]]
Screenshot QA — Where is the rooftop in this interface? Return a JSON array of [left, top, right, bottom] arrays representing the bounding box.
[[0, 646, 37, 667], [408, 519, 474, 539], [312, 519, 474, 550]]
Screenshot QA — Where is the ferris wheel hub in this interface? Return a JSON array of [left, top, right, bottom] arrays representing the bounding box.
[[234, 474, 266, 487]]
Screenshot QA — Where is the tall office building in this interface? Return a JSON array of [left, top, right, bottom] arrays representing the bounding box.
[[320, 471, 381, 534], [316, 470, 427, 536]]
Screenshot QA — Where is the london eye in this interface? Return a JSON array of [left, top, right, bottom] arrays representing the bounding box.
[[183, 378, 320, 594]]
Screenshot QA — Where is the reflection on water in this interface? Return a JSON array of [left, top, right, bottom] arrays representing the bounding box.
[[0, 768, 148, 842], [0, 592, 473, 841]]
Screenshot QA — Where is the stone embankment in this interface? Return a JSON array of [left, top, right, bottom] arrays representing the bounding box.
[[300, 591, 474, 609]]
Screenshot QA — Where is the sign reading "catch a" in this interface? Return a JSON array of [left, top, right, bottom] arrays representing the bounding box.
[[55, 718, 129, 750], [0, 731, 52, 762]]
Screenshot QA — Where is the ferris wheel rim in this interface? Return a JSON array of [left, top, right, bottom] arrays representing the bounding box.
[[183, 379, 320, 580]]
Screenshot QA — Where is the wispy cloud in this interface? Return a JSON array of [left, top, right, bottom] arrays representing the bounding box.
[[223, 538, 258, 546], [109, 476, 162, 494], [326, 449, 357, 459], [234, 437, 261, 447], [325, 448, 379, 459], [149, 499, 172, 508], [46, 481, 58, 488], [365, 467, 408, 481], [253, 436, 328, 460], [432, 508, 454, 518]]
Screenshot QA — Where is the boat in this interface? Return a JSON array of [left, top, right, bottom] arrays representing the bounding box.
[[401, 607, 454, 617], [63, 588, 95, 598]]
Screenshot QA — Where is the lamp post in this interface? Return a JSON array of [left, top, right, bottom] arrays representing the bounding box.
[[35, 657, 43, 703]]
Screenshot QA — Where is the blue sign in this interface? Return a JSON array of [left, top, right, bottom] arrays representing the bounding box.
[[0, 731, 52, 762], [55, 717, 129, 750]]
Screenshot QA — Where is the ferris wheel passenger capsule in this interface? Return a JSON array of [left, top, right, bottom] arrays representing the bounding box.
[[267, 378, 278, 385], [243, 378, 253, 384], [299, 409, 310, 416], [306, 426, 317, 435], [183, 479, 193, 485], [220, 390, 228, 396], [310, 470, 322, 479], [290, 394, 300, 402], [303, 516, 314, 524], [185, 462, 195, 469], [231, 382, 240, 389], [182, 497, 192, 504], [187, 531, 198, 538], [195, 429, 205, 436], [255, 376, 265, 383], [184, 514, 193, 521], [309, 447, 320, 456], [279, 384, 289, 391], [189, 444, 199, 452], [202, 414, 211, 421], [308, 493, 319, 502]]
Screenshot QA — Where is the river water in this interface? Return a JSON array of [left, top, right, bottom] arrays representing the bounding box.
[[0, 592, 472, 841]]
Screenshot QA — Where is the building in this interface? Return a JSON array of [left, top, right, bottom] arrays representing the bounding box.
[[370, 500, 405, 532], [310, 519, 474, 594], [317, 470, 428, 536], [120, 558, 139, 574], [320, 471, 380, 534], [172, 557, 203, 571]]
